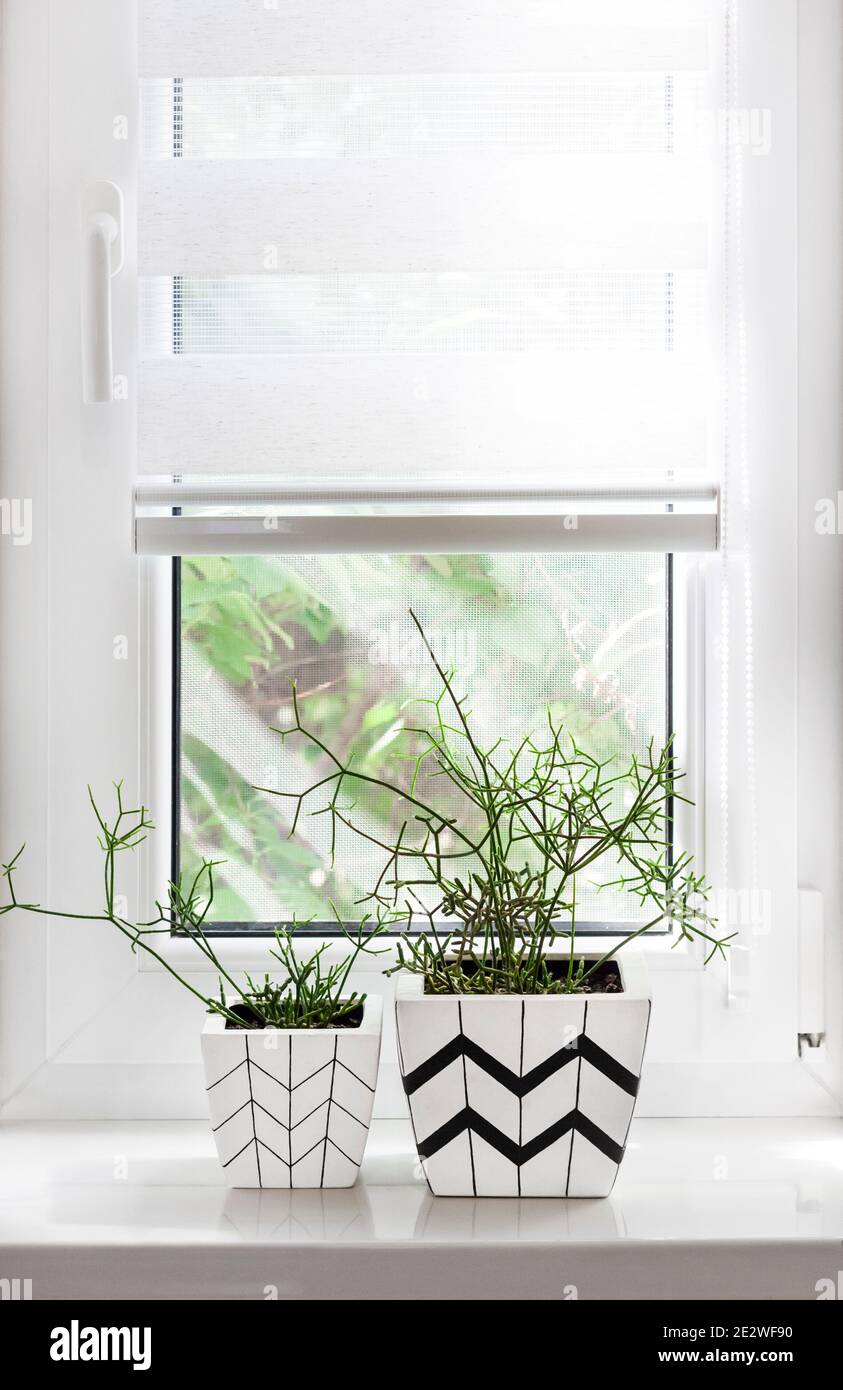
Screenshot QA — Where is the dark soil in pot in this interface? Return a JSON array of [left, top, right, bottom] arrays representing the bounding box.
[[425, 958, 623, 994], [545, 958, 622, 993], [224, 1001, 366, 1030]]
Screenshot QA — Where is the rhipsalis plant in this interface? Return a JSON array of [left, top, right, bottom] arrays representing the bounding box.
[[261, 610, 733, 995], [0, 784, 387, 1028]]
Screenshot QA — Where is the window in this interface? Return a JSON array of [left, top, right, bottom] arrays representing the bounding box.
[[135, 6, 717, 934], [1, 0, 824, 1123]]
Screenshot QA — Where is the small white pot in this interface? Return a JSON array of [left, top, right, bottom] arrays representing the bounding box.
[[201, 996, 382, 1188], [395, 956, 650, 1198]]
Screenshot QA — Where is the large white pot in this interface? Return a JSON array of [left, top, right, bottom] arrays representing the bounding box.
[[395, 956, 650, 1197], [201, 995, 382, 1188]]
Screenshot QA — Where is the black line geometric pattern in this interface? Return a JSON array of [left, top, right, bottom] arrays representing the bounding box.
[[397, 994, 651, 1197], [202, 1021, 381, 1189]]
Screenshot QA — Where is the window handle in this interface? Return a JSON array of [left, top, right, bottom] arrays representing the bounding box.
[[80, 181, 124, 405]]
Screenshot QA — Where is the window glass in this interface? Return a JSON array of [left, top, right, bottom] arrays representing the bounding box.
[[177, 552, 669, 928]]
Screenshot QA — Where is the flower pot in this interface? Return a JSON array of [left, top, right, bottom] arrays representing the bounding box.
[[201, 995, 382, 1188], [395, 957, 650, 1197]]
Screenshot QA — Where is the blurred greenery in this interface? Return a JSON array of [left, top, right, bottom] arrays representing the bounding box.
[[179, 553, 666, 924]]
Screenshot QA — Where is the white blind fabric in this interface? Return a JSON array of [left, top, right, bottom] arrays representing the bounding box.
[[136, 0, 724, 551], [139, 157, 708, 276], [139, 1, 711, 78]]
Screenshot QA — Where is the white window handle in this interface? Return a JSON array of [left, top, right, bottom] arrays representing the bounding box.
[[80, 181, 124, 405]]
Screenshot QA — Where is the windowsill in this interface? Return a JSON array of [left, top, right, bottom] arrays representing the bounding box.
[[1, 1118, 842, 1300]]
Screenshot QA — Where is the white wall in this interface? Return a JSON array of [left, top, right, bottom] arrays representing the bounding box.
[[797, 0, 843, 1104], [0, 0, 50, 1106]]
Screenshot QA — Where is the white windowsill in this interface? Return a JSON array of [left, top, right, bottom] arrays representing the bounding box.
[[1, 1118, 842, 1300]]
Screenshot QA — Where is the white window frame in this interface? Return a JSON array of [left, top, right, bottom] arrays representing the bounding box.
[[148, 551, 694, 962], [0, 0, 839, 1123]]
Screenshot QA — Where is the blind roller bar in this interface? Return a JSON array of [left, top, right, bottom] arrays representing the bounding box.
[[136, 478, 717, 508], [134, 512, 717, 557], [133, 486, 718, 556]]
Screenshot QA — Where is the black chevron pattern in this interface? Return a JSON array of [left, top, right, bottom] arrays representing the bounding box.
[[401, 1030, 640, 1099], [416, 1105, 624, 1166]]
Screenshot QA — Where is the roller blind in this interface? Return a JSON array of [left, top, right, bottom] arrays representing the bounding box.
[[135, 0, 723, 553]]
